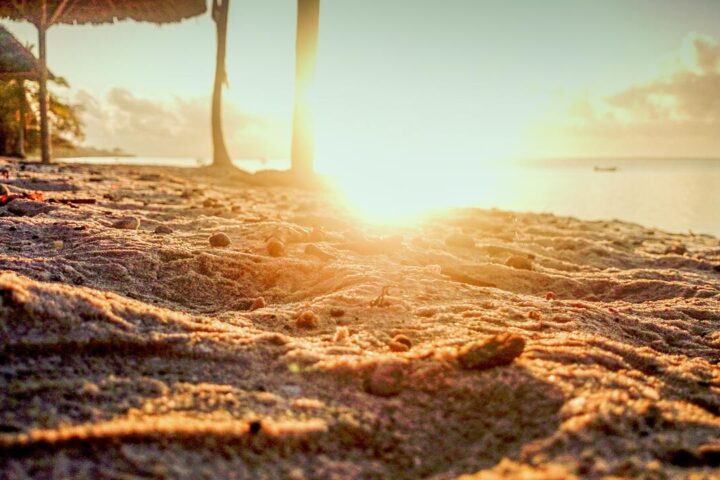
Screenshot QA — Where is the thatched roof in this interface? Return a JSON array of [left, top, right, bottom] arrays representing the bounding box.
[[0, 24, 40, 80], [0, 0, 206, 26]]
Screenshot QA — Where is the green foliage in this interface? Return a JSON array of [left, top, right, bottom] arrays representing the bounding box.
[[0, 77, 84, 157]]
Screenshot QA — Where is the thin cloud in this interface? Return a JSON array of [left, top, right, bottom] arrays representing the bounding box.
[[606, 35, 720, 123], [532, 33, 720, 158], [74, 87, 289, 159]]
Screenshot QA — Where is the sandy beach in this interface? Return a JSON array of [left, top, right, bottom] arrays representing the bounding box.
[[1, 158, 719, 479]]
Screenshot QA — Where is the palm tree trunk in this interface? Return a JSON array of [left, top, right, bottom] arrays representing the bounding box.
[[291, 0, 320, 177], [211, 0, 232, 169], [38, 18, 51, 164]]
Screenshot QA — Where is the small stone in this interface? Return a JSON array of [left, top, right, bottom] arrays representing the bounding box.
[[53, 240, 64, 250], [267, 238, 285, 257], [154, 225, 173, 235], [528, 311, 542, 321], [296, 310, 318, 329], [203, 197, 220, 208], [250, 297, 266, 311], [209, 232, 231, 247], [388, 334, 412, 352], [329, 308, 345, 318], [506, 255, 533, 270], [388, 341, 409, 352], [8, 199, 54, 217], [665, 243, 687, 255], [0, 184, 9, 196], [445, 233, 475, 248], [112, 216, 140, 230], [105, 191, 123, 202], [546, 291, 556, 300], [305, 243, 335, 260], [364, 360, 406, 397], [457, 333, 526, 370]]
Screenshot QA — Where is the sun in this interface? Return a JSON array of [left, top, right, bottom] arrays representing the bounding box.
[[313, 106, 526, 224]]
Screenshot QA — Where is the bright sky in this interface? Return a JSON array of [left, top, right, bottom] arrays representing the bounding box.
[[3, 0, 720, 171]]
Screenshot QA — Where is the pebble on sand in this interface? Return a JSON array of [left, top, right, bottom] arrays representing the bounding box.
[[329, 308, 345, 318], [528, 311, 543, 321], [505, 255, 533, 270], [112, 216, 140, 230], [209, 232, 231, 247], [7, 199, 53, 217], [665, 243, 687, 255], [267, 238, 285, 257], [203, 197, 220, 208], [456, 333, 526, 370], [250, 297, 266, 311], [388, 334, 412, 352], [296, 310, 318, 329], [364, 360, 406, 397], [0, 183, 9, 196], [154, 225, 174, 235]]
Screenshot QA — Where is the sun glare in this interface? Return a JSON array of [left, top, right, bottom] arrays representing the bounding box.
[[313, 95, 527, 224], [308, 42, 539, 224], [318, 146, 514, 225]]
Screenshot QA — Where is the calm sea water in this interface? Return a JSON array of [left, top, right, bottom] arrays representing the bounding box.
[[62, 157, 720, 237]]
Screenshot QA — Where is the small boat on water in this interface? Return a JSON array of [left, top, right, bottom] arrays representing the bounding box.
[[593, 166, 618, 172]]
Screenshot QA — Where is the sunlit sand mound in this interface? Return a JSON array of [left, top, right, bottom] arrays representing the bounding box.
[[1, 159, 719, 479]]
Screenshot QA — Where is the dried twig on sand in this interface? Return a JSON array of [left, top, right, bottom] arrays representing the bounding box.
[[370, 286, 392, 307]]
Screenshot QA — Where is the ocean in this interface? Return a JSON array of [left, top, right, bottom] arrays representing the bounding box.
[[62, 156, 720, 237]]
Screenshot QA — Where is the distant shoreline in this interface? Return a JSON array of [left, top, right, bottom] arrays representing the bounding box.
[[56, 153, 136, 159], [54, 146, 136, 159]]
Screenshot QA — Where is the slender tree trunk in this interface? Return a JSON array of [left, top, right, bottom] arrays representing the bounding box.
[[38, 24, 51, 163], [211, 0, 232, 169], [17, 81, 26, 159], [291, 0, 320, 178]]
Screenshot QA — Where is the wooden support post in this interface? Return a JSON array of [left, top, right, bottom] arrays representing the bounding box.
[[37, 0, 51, 163], [17, 80, 26, 158]]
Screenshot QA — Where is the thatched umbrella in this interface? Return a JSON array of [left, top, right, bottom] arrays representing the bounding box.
[[0, 24, 42, 158], [290, 0, 320, 177], [0, 0, 206, 163], [0, 24, 40, 80]]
